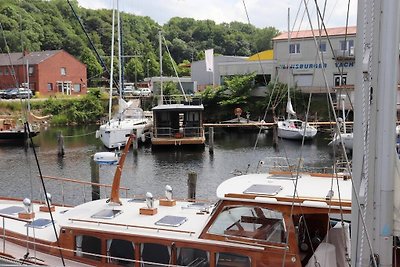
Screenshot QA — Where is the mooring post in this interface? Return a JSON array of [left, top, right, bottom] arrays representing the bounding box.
[[209, 127, 214, 154], [187, 171, 197, 201], [90, 157, 100, 201], [57, 131, 64, 157], [132, 129, 138, 155], [272, 122, 278, 150]]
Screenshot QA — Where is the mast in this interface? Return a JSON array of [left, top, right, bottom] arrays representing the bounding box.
[[352, 0, 399, 266], [117, 0, 122, 100], [159, 30, 163, 104], [108, 0, 116, 122], [287, 8, 291, 120]]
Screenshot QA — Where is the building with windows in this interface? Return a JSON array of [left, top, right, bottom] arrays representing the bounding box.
[[190, 26, 363, 108], [0, 50, 87, 96]]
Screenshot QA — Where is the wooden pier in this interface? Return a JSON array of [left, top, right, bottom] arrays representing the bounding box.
[[203, 121, 352, 129]]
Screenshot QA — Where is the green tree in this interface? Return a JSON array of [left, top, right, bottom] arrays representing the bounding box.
[[80, 47, 103, 86]]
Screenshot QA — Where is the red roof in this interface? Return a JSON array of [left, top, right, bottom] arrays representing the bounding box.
[[273, 26, 357, 41]]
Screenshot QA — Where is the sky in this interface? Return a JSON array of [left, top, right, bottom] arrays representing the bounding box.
[[76, 0, 358, 31]]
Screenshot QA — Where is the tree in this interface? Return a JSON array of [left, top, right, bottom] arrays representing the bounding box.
[[80, 47, 103, 86]]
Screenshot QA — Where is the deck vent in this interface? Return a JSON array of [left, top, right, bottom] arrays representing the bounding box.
[[0, 206, 25, 215], [243, 184, 282, 195], [91, 209, 122, 219], [25, 218, 54, 229], [155, 215, 187, 227]]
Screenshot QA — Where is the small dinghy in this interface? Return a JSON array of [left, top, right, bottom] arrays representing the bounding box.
[[93, 151, 119, 164]]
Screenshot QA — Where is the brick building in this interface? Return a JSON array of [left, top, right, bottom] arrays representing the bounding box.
[[0, 50, 87, 96]]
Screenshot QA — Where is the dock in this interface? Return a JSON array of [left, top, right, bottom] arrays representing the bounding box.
[[203, 121, 352, 129]]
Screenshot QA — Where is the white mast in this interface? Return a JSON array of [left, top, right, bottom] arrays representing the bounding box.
[[108, 0, 116, 122], [117, 0, 122, 100], [352, 0, 399, 266], [159, 30, 163, 105]]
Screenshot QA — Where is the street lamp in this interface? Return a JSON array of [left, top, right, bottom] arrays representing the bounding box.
[[146, 59, 150, 78]]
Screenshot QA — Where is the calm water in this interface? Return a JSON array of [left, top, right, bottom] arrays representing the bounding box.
[[0, 125, 336, 206]]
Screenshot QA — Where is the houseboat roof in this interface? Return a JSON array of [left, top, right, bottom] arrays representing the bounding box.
[[152, 103, 204, 111]]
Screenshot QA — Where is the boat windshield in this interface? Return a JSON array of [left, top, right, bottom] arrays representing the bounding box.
[[121, 107, 144, 120], [207, 205, 286, 244]]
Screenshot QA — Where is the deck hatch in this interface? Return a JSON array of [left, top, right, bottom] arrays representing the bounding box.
[[243, 184, 282, 195], [25, 218, 54, 229], [0, 206, 24, 215], [91, 209, 122, 219], [155, 215, 187, 227]]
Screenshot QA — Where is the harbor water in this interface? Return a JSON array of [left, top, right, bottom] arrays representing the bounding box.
[[0, 125, 338, 206]]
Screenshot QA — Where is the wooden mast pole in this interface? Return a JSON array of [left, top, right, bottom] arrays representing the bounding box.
[[109, 134, 135, 205]]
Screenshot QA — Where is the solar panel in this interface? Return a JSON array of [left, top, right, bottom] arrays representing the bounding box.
[[243, 184, 282, 195], [155, 215, 187, 227], [91, 209, 122, 219], [25, 218, 54, 229], [0, 206, 24, 215]]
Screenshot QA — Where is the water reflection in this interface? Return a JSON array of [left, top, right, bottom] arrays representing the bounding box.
[[0, 126, 337, 206]]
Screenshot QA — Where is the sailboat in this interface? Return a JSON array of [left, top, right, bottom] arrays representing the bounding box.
[[96, 0, 151, 149], [0, 0, 399, 266], [277, 11, 317, 141], [328, 94, 353, 151]]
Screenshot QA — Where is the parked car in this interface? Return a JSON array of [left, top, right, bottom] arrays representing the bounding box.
[[123, 86, 134, 96], [5, 88, 33, 99], [132, 88, 152, 96], [0, 89, 13, 99]]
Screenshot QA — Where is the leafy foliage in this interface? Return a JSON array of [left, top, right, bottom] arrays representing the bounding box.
[[0, 0, 279, 86]]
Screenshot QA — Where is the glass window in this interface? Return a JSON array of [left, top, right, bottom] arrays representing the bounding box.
[[340, 39, 354, 51], [28, 66, 34, 75], [141, 243, 170, 267], [76, 235, 101, 261], [73, 83, 81, 92], [334, 74, 347, 86], [60, 67, 66, 76], [47, 83, 53, 91], [10, 69, 15, 75], [108, 239, 135, 266], [207, 206, 286, 244], [4, 68, 9, 75], [289, 43, 300, 54], [177, 247, 209, 267], [216, 252, 250, 267], [319, 42, 327, 52]]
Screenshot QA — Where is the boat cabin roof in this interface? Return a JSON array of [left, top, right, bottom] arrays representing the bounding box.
[[152, 103, 204, 112]]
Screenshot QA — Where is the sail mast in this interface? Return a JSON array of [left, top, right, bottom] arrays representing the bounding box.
[[159, 30, 163, 104], [352, 0, 399, 265], [287, 7, 291, 119], [108, 0, 116, 122]]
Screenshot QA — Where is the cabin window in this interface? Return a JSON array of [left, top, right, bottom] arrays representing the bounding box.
[[177, 247, 210, 267], [141, 243, 170, 266], [75, 235, 101, 261], [60, 67, 66, 76], [107, 239, 135, 266], [207, 206, 286, 244], [289, 43, 300, 54], [216, 252, 250, 267]]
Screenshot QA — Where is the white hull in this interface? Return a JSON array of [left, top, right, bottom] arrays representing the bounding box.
[[329, 132, 353, 151], [277, 119, 317, 140], [97, 118, 150, 149]]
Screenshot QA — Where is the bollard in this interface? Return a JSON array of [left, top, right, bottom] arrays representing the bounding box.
[[187, 171, 197, 201], [57, 131, 65, 157], [272, 123, 278, 151], [209, 127, 214, 154], [90, 157, 100, 201]]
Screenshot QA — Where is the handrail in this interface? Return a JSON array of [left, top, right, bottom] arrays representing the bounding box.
[[68, 218, 196, 235], [41, 175, 130, 190]]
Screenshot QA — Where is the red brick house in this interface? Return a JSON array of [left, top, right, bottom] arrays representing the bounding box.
[[0, 50, 87, 96]]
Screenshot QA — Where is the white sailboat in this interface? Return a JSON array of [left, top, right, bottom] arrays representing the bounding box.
[[277, 10, 317, 141], [96, 0, 151, 149], [328, 94, 353, 151]]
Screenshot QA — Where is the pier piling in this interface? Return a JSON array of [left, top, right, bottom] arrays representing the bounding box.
[[187, 171, 197, 201], [57, 132, 64, 157], [209, 127, 214, 154]]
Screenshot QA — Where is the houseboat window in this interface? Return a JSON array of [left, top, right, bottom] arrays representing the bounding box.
[[216, 252, 250, 267], [76, 235, 101, 261], [177, 247, 209, 267], [108, 239, 135, 266], [141, 243, 170, 266], [207, 206, 286, 244]]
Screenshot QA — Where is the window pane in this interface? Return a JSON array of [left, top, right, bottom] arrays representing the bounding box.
[[207, 206, 286, 244], [216, 252, 250, 267], [177, 247, 209, 267], [319, 42, 326, 52], [73, 84, 81, 92], [61, 67, 66, 75], [79, 235, 101, 261], [109, 239, 135, 266], [141, 243, 170, 267], [47, 83, 53, 91]]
